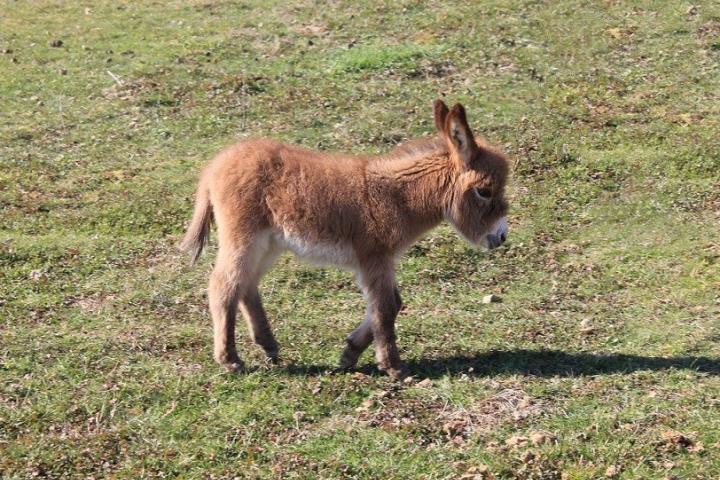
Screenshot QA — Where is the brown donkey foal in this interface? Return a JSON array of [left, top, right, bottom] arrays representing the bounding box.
[[181, 100, 509, 379]]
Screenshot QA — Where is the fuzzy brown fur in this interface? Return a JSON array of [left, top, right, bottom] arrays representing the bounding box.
[[180, 100, 509, 378]]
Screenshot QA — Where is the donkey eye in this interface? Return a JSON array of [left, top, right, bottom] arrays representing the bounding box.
[[474, 187, 492, 201]]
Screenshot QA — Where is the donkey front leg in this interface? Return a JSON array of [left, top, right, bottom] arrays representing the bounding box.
[[363, 267, 406, 379], [339, 312, 373, 369], [340, 285, 402, 369]]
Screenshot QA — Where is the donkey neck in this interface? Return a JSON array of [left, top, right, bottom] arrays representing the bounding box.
[[366, 144, 454, 247]]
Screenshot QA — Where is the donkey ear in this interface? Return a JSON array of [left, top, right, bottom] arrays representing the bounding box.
[[433, 99, 449, 133], [445, 103, 478, 166]]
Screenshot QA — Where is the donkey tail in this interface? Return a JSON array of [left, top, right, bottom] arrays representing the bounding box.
[[179, 178, 213, 265]]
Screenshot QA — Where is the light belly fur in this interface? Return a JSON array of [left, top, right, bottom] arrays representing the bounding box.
[[272, 231, 359, 269]]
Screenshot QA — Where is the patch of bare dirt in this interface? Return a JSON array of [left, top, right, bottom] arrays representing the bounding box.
[[656, 430, 704, 453], [697, 20, 720, 39], [405, 60, 456, 79], [66, 293, 116, 314], [102, 74, 192, 108], [352, 388, 550, 446], [293, 24, 329, 37], [102, 77, 161, 101]]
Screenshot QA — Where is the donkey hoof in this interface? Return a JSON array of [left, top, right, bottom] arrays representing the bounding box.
[[384, 364, 410, 381], [339, 346, 361, 369], [221, 361, 246, 374], [264, 352, 280, 365]]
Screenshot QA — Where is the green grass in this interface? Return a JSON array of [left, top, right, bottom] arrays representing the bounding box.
[[329, 43, 437, 74], [2, 0, 720, 478]]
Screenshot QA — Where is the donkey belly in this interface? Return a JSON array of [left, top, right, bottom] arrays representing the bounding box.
[[273, 232, 358, 269]]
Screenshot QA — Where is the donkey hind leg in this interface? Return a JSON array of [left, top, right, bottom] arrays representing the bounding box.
[[239, 245, 282, 363], [208, 257, 245, 373], [208, 239, 267, 373], [239, 289, 279, 363]]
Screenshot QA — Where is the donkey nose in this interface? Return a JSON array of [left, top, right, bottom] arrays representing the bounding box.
[[484, 216, 508, 250], [494, 217, 508, 244], [486, 233, 504, 249]]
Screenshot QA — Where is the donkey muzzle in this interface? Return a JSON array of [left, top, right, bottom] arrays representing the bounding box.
[[484, 217, 508, 250]]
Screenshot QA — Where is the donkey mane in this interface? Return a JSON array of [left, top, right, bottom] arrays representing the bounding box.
[[383, 136, 448, 162], [372, 136, 452, 188]]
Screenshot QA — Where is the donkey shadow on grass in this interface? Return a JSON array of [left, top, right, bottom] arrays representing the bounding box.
[[283, 349, 720, 378]]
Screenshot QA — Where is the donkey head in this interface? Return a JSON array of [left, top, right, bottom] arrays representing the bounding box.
[[434, 100, 509, 250]]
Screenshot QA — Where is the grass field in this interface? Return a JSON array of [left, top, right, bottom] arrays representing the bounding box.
[[2, 1, 719, 478]]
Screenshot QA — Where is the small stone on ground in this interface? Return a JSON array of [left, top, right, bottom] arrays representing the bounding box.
[[482, 294, 502, 304]]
